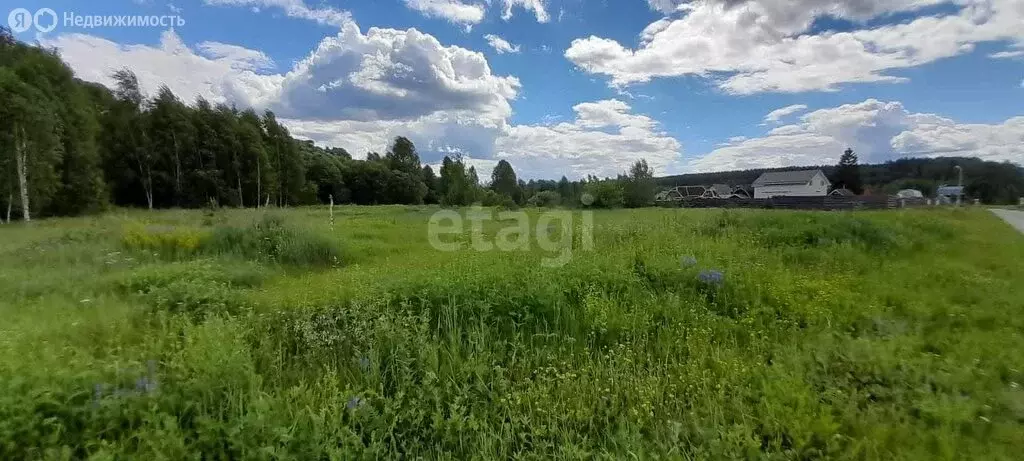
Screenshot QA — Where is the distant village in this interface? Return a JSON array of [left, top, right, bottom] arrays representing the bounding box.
[[656, 168, 970, 209]]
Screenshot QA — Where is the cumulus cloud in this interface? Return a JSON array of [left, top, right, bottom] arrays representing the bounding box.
[[688, 99, 1024, 172], [203, 0, 351, 27], [500, 0, 550, 23], [494, 99, 683, 178], [645, 0, 686, 14], [43, 31, 282, 108], [567, 0, 1024, 93], [484, 34, 521, 54], [403, 0, 486, 27], [197, 41, 275, 70], [763, 104, 808, 124], [274, 22, 521, 122]]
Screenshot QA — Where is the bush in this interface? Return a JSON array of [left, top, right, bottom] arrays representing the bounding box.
[[202, 214, 342, 267], [528, 191, 561, 208]]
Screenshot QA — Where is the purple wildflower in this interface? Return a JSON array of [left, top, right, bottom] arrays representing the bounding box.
[[698, 270, 725, 286]]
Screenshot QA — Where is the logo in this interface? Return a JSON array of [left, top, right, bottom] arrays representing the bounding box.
[[427, 206, 594, 268], [7, 7, 57, 33], [7, 8, 185, 32]]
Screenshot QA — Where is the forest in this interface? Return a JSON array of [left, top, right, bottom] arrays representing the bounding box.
[[1, 27, 662, 220]]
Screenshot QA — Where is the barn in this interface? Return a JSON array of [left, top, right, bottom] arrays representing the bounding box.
[[752, 169, 831, 199]]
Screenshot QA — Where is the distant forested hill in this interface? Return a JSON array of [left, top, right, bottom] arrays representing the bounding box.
[[657, 157, 1024, 204]]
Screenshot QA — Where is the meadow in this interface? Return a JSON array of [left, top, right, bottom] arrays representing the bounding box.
[[1, 205, 1023, 459]]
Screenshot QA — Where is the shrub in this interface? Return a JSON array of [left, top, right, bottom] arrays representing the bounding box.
[[122, 225, 207, 259], [202, 214, 342, 267], [528, 191, 561, 208]]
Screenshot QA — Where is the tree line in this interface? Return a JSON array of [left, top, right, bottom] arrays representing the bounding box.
[[658, 151, 1023, 204], [1, 28, 662, 222]]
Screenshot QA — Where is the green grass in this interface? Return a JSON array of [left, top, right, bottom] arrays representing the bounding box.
[[1, 206, 1023, 459]]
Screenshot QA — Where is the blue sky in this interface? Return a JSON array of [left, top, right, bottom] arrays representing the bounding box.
[[7, 0, 1024, 179]]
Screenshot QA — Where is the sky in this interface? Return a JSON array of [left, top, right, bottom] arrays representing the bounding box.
[[6, 0, 1024, 179]]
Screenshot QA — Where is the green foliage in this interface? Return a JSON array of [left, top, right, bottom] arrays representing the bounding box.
[[528, 190, 562, 207], [2, 206, 1024, 458], [438, 156, 478, 206], [833, 148, 865, 194], [116, 262, 262, 318], [584, 180, 625, 208], [202, 214, 342, 267], [623, 159, 656, 208], [490, 159, 522, 204]]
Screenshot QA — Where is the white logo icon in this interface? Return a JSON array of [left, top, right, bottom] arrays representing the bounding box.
[[7, 8, 58, 33], [34, 8, 57, 33], [7, 8, 32, 33]]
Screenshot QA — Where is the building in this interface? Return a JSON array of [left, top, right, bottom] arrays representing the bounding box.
[[752, 169, 831, 199], [936, 185, 965, 204]]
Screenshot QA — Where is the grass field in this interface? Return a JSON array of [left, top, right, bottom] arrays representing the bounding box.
[[2, 206, 1023, 459]]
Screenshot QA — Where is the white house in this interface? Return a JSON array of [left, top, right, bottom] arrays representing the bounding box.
[[752, 169, 831, 199]]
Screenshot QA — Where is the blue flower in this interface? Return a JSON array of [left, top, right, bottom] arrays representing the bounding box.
[[346, 396, 363, 410], [358, 357, 371, 372], [681, 256, 698, 268], [698, 270, 725, 286]]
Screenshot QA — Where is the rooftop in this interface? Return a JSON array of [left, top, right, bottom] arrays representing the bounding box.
[[752, 169, 826, 187]]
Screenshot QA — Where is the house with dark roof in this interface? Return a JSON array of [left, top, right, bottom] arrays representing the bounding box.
[[752, 169, 831, 199]]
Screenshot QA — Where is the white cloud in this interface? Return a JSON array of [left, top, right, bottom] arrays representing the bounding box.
[[203, 0, 351, 27], [197, 41, 275, 70], [644, 0, 685, 14], [500, 0, 550, 23], [167, 3, 183, 14], [990, 47, 1024, 59], [891, 117, 1024, 163], [494, 99, 683, 178], [43, 31, 282, 108], [42, 22, 520, 161], [567, 0, 1024, 93], [484, 34, 521, 54], [763, 104, 808, 124], [274, 22, 520, 122], [403, 0, 486, 27], [688, 99, 1024, 172]]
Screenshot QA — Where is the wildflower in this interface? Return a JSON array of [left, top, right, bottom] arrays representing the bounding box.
[[680, 256, 697, 268], [358, 356, 371, 372], [698, 270, 725, 286], [347, 396, 363, 410]]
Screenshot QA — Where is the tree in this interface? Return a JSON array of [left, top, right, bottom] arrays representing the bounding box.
[[584, 179, 624, 209], [623, 159, 656, 208], [439, 156, 475, 206], [110, 69, 155, 209], [0, 67, 61, 221], [385, 137, 422, 176], [422, 165, 439, 204], [148, 85, 196, 206], [490, 160, 522, 204], [262, 111, 304, 206], [833, 148, 864, 194]]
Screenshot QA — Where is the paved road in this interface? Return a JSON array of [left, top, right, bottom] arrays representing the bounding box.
[[991, 209, 1024, 235]]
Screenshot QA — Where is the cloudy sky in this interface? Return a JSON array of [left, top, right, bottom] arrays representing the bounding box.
[[9, 0, 1024, 178]]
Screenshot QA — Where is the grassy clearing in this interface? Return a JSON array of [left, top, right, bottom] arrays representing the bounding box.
[[1, 206, 1023, 459]]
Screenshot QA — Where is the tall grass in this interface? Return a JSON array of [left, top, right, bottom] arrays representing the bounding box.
[[122, 213, 343, 267], [1, 206, 1022, 459]]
